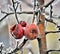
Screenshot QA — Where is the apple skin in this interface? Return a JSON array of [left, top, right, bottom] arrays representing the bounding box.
[[10, 24, 24, 39], [25, 24, 38, 40], [20, 21, 27, 27], [10, 24, 16, 33]]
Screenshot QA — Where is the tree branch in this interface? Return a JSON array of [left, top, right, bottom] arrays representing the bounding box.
[[0, 10, 58, 26], [0, 14, 9, 22], [45, 30, 60, 35], [0, 0, 55, 22], [8, 39, 28, 54], [44, 0, 55, 8], [19, 39, 28, 49], [14, 1, 19, 4], [0, 11, 57, 25], [1, 11, 33, 14], [0, 11, 33, 22], [12, 0, 19, 23], [45, 18, 56, 25], [15, 2, 19, 11], [46, 50, 60, 54], [1, 10, 8, 14], [20, 3, 22, 11]]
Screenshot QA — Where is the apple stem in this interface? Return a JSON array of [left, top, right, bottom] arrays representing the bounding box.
[[12, 0, 19, 24]]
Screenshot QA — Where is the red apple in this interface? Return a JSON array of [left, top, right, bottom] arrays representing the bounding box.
[[10, 24, 24, 39], [20, 21, 27, 27], [10, 24, 16, 33], [25, 24, 38, 40]]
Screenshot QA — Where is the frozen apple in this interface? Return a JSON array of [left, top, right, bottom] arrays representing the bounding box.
[[20, 21, 27, 27], [10, 24, 24, 39], [25, 24, 38, 40]]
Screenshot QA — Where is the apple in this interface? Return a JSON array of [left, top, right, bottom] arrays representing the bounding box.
[[10, 24, 16, 33], [25, 24, 38, 40], [20, 21, 27, 27], [10, 24, 24, 39]]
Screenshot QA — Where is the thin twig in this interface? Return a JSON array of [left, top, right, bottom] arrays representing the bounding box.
[[15, 3, 19, 11], [20, 3, 22, 11], [12, 0, 19, 23], [50, 4, 53, 18], [32, 0, 36, 23], [0, 11, 33, 22], [46, 50, 60, 54], [45, 18, 56, 25], [9, 39, 28, 54], [0, 14, 9, 22], [1, 10, 8, 14], [44, 0, 55, 8], [14, 1, 19, 4], [37, 0, 55, 9], [0, 10, 57, 26], [45, 30, 60, 35], [15, 11, 33, 14], [0, 0, 55, 23], [0, 45, 3, 54], [19, 39, 28, 49], [1, 11, 33, 14], [0, 11, 57, 25]]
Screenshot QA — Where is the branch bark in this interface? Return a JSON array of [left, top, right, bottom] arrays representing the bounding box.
[[8, 39, 28, 54], [44, 0, 55, 8], [0, 11, 33, 22], [45, 18, 56, 25], [12, 0, 19, 23], [45, 30, 60, 35], [46, 50, 60, 54], [0, 10, 57, 27]]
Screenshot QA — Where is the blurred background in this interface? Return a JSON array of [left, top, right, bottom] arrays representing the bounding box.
[[0, 0, 60, 54]]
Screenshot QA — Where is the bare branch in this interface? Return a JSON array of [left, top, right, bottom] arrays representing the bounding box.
[[20, 3, 22, 11], [19, 39, 28, 49], [14, 1, 19, 4], [18, 11, 33, 14], [0, 11, 33, 22], [0, 11, 13, 22], [15, 2, 19, 11], [1, 10, 8, 14], [44, 0, 55, 8], [45, 30, 60, 35], [45, 18, 56, 25], [8, 39, 28, 54], [12, 0, 19, 23], [46, 50, 60, 54], [1, 11, 33, 14], [32, 0, 37, 23], [0, 14, 9, 22], [0, 10, 58, 25]]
